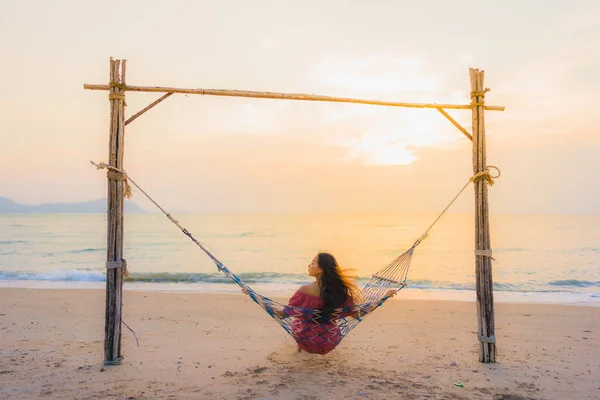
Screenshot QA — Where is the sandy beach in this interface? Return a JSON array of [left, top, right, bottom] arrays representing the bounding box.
[[0, 288, 598, 400]]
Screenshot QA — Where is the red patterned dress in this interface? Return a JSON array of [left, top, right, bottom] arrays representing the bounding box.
[[284, 290, 355, 355]]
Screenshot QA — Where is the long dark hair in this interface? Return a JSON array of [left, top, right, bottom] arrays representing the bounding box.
[[317, 253, 360, 313]]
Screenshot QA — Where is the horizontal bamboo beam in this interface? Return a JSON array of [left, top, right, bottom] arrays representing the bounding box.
[[83, 84, 505, 111], [436, 107, 473, 141], [125, 93, 173, 126]]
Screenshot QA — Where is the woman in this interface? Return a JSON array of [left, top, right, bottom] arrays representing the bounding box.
[[282, 252, 397, 354]]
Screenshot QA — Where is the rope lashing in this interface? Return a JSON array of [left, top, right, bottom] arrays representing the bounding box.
[[107, 170, 132, 198], [470, 88, 490, 98], [93, 162, 132, 198], [474, 249, 493, 257], [470, 88, 490, 108], [109, 81, 127, 103], [478, 334, 496, 344], [106, 259, 129, 278], [90, 161, 185, 230], [109, 82, 127, 90], [108, 92, 126, 101], [105, 260, 124, 269], [474, 249, 495, 261], [470, 165, 501, 186]]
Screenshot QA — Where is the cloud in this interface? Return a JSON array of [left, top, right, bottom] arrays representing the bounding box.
[[314, 56, 441, 95]]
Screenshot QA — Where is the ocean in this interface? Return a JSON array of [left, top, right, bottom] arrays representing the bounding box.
[[1, 212, 599, 305]]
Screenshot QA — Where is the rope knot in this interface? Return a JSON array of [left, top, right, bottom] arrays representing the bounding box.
[[109, 82, 127, 104], [470, 88, 490, 99], [470, 88, 490, 108], [95, 162, 109, 170], [470, 166, 501, 186], [91, 161, 132, 198], [109, 81, 127, 91]]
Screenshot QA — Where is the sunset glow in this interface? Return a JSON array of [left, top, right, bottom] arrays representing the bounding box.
[[0, 0, 598, 214]]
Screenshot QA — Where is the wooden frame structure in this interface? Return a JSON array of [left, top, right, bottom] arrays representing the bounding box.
[[85, 58, 504, 365]]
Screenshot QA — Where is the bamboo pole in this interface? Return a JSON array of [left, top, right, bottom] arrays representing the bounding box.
[[105, 58, 127, 365], [125, 92, 173, 126], [435, 108, 473, 141], [470, 68, 496, 363], [83, 83, 505, 112]]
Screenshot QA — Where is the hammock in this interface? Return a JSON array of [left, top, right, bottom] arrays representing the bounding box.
[[204, 237, 416, 354], [92, 161, 499, 354]]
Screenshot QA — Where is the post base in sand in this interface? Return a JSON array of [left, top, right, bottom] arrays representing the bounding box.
[[103, 357, 123, 366]]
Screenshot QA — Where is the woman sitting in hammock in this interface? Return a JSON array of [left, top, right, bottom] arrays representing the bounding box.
[[282, 252, 397, 354]]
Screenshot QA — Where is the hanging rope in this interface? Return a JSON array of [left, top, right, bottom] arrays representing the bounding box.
[[89, 160, 500, 353], [416, 166, 501, 246], [93, 162, 132, 198], [89, 159, 500, 255], [90, 159, 500, 256]]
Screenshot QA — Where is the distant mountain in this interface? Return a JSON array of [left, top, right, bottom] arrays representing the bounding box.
[[0, 198, 147, 213]]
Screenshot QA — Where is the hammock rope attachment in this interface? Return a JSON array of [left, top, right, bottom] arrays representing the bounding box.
[[91, 160, 500, 354]]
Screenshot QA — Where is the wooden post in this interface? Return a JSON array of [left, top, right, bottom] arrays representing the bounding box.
[[105, 58, 127, 365], [470, 68, 496, 363]]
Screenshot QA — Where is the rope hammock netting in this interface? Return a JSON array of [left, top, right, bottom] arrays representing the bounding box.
[[92, 161, 500, 354]]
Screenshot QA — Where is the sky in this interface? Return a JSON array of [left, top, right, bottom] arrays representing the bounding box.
[[1, 0, 599, 214]]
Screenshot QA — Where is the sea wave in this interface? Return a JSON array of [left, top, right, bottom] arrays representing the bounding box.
[[1, 269, 598, 294], [127, 271, 309, 284], [548, 279, 600, 288], [0, 240, 28, 244], [75, 247, 103, 253], [0, 269, 310, 285], [0, 269, 106, 282]]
